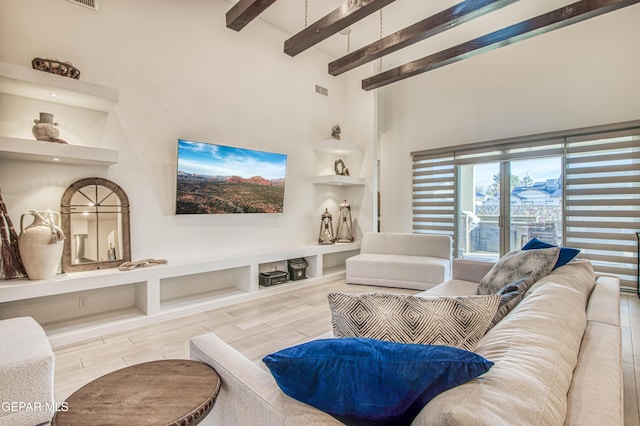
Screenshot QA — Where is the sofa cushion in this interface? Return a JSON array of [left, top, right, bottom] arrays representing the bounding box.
[[328, 292, 500, 351], [262, 337, 494, 426], [414, 279, 589, 425], [477, 247, 559, 295], [522, 237, 580, 269], [416, 279, 479, 297]]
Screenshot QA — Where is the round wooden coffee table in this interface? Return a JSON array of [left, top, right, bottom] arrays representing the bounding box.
[[52, 359, 220, 426]]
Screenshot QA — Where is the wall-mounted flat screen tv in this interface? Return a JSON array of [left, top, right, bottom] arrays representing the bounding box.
[[175, 139, 287, 214]]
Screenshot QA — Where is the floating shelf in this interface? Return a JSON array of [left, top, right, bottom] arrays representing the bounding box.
[[313, 139, 364, 156], [313, 175, 366, 186], [0, 136, 118, 166], [0, 61, 119, 112]]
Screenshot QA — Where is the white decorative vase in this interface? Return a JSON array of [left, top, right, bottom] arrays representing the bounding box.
[[18, 210, 65, 280]]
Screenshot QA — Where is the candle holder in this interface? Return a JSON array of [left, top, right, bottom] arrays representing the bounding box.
[[336, 200, 355, 243], [318, 209, 335, 245]]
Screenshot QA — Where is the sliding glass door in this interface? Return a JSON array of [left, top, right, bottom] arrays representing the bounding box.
[[508, 157, 563, 251], [457, 162, 501, 261], [456, 157, 563, 260]]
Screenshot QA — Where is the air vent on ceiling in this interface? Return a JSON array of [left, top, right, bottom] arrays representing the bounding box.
[[315, 85, 328, 96], [66, 0, 98, 11]]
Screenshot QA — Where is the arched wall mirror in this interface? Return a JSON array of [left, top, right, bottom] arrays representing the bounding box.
[[60, 177, 131, 272]]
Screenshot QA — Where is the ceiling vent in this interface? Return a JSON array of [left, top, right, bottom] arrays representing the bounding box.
[[66, 0, 98, 11]]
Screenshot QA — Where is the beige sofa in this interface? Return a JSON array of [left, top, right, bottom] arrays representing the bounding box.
[[190, 258, 622, 425], [345, 232, 453, 290]]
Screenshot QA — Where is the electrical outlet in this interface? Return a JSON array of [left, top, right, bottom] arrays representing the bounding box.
[[79, 295, 88, 309]]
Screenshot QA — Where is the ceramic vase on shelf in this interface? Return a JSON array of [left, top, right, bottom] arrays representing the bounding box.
[[18, 210, 65, 280], [32, 112, 66, 143]]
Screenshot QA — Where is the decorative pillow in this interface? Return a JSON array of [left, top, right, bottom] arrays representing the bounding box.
[[328, 292, 501, 352], [477, 247, 560, 295], [522, 237, 580, 269], [263, 337, 494, 426], [488, 276, 531, 328]]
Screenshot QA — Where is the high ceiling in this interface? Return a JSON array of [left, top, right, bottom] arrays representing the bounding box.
[[223, 0, 637, 90], [253, 1, 569, 59]]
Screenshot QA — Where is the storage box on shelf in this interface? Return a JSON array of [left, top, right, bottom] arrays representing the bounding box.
[[0, 243, 360, 348]]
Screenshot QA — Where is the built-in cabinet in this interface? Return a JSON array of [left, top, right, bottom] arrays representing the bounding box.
[[0, 243, 359, 347], [0, 62, 361, 347]]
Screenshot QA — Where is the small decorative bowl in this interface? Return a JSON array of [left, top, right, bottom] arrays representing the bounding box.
[[32, 58, 81, 79]]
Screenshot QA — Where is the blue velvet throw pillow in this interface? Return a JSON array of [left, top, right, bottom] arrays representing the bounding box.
[[522, 237, 580, 269], [262, 337, 494, 426]]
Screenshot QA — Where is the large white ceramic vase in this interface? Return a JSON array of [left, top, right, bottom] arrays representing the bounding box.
[[18, 210, 65, 280]]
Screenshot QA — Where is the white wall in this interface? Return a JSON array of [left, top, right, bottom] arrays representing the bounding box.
[[0, 0, 374, 262], [378, 5, 640, 232]]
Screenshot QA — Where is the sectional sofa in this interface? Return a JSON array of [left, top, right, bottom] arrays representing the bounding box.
[[190, 257, 622, 425]]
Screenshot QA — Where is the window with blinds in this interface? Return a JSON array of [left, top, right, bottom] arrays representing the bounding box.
[[565, 130, 640, 290], [411, 120, 640, 292], [412, 154, 456, 237]]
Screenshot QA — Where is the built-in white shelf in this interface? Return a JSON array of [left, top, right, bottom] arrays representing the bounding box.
[[313, 139, 364, 156], [0, 243, 360, 347], [313, 175, 366, 186], [313, 139, 366, 186], [0, 61, 119, 112], [0, 136, 118, 166]]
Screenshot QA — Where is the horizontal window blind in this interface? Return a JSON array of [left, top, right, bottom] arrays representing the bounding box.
[[412, 153, 455, 237], [565, 130, 640, 291], [411, 120, 640, 292]]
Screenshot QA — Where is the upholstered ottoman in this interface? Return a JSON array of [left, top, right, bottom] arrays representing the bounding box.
[[0, 316, 55, 426]]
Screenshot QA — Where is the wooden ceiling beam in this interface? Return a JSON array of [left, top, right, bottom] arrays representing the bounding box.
[[362, 0, 640, 91], [329, 0, 520, 76], [226, 0, 278, 31], [284, 0, 397, 57]]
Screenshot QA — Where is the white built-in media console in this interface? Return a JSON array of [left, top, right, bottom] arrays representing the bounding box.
[[0, 61, 361, 347]]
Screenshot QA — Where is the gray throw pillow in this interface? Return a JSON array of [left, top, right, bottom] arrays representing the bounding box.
[[477, 247, 560, 295], [488, 276, 533, 328], [328, 292, 501, 352]]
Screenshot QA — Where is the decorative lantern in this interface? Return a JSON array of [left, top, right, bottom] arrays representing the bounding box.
[[336, 200, 354, 243], [318, 208, 335, 245]]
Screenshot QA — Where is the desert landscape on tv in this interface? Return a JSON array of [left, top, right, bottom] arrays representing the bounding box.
[[175, 140, 287, 215]]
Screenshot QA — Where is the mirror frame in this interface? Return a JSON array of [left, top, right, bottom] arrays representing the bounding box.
[[60, 177, 131, 272]]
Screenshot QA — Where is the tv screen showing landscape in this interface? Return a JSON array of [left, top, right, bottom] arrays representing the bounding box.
[[175, 139, 287, 214]]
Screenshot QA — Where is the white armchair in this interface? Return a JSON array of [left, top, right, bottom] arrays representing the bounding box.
[[0, 317, 55, 426], [346, 232, 453, 290]]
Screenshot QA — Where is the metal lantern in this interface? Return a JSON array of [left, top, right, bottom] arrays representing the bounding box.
[[336, 200, 354, 243], [318, 208, 335, 245]]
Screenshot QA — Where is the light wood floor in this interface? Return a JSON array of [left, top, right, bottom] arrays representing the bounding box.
[[54, 279, 640, 425]]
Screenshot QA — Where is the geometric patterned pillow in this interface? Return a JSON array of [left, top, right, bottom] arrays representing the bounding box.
[[477, 247, 560, 295], [328, 292, 501, 352]]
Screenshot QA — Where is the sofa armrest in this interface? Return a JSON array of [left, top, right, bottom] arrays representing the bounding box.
[[451, 259, 495, 283], [190, 333, 341, 426], [586, 275, 621, 326], [565, 321, 622, 426]]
